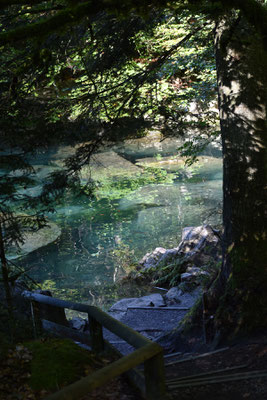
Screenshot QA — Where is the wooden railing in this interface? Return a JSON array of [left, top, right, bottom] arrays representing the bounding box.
[[22, 291, 166, 400]]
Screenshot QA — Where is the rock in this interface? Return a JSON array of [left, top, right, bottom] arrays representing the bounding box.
[[70, 317, 87, 331], [7, 222, 61, 260], [178, 225, 221, 266], [81, 150, 140, 182], [108, 310, 126, 321], [138, 224, 221, 272], [176, 287, 201, 308], [181, 266, 209, 282], [138, 247, 168, 270], [164, 285, 201, 308], [164, 287, 182, 305], [157, 248, 180, 266], [186, 266, 202, 275], [180, 272, 194, 282], [109, 293, 165, 311]]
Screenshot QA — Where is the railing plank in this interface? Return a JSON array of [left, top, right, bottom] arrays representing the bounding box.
[[43, 318, 146, 395], [23, 291, 167, 400], [44, 343, 161, 400], [104, 340, 146, 396], [42, 320, 92, 347], [22, 291, 152, 349]]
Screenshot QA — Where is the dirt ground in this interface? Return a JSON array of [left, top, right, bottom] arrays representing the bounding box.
[[165, 338, 267, 400], [1, 337, 267, 400]]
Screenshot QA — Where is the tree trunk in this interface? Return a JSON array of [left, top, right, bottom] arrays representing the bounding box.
[[213, 13, 267, 338], [0, 222, 13, 315]]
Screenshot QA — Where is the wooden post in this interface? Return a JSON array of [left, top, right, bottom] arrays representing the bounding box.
[[30, 301, 38, 339], [144, 350, 166, 400], [88, 314, 104, 353], [29, 299, 45, 337], [35, 290, 69, 327]]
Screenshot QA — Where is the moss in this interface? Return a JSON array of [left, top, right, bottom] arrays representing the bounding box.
[[25, 338, 99, 391]]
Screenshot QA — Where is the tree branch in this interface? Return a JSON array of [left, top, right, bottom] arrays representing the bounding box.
[[1, 0, 266, 49], [0, 0, 48, 8], [0, 1, 99, 45]]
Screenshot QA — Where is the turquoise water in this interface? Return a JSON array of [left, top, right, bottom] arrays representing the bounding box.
[[15, 144, 222, 305]]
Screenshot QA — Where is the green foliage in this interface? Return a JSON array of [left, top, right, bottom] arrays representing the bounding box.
[[110, 241, 138, 272], [95, 166, 174, 199], [155, 153, 163, 161], [154, 256, 187, 287], [0, 3, 221, 315], [0, 5, 218, 148], [41, 279, 57, 292], [177, 131, 220, 166]]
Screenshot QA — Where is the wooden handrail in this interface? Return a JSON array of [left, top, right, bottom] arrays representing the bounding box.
[[22, 290, 166, 400], [45, 343, 161, 400], [23, 291, 152, 348]]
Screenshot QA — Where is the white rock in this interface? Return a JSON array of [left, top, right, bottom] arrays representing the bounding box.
[[138, 225, 221, 271], [109, 293, 165, 311], [179, 225, 219, 255], [139, 247, 167, 270]]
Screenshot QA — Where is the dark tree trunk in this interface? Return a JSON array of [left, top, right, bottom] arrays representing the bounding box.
[[0, 221, 13, 316], [213, 13, 267, 337]]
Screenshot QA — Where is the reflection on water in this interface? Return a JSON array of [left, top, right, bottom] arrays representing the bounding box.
[[16, 144, 222, 306]]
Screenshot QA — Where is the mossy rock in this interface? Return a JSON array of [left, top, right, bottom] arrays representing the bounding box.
[[25, 338, 102, 391]]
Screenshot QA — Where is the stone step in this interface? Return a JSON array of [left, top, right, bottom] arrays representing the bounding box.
[[104, 307, 188, 355], [120, 307, 187, 331]]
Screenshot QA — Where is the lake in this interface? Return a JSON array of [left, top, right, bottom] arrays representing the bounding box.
[[15, 134, 222, 308]]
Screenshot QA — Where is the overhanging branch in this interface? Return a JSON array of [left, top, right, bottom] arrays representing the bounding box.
[[0, 1, 99, 45], [0, 0, 48, 8], [1, 0, 267, 46]]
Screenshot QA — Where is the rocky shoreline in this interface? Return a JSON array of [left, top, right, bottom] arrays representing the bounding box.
[[4, 224, 222, 354], [67, 224, 222, 353]]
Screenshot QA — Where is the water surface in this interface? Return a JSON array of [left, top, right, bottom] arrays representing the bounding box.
[[16, 140, 222, 306]]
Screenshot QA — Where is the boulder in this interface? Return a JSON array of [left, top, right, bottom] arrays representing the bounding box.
[[70, 317, 87, 331], [138, 225, 221, 271], [164, 287, 182, 305], [180, 266, 210, 283], [109, 293, 165, 311], [138, 247, 169, 270], [178, 225, 221, 266], [7, 222, 61, 260], [165, 285, 201, 308]]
